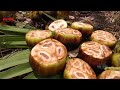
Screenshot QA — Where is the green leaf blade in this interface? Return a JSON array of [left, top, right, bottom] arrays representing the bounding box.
[[23, 72, 37, 79], [0, 49, 30, 71], [0, 62, 33, 79], [0, 25, 33, 35]]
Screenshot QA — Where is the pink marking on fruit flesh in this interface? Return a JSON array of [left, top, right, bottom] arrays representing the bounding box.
[[60, 24, 64, 28], [30, 32, 35, 37], [56, 47, 63, 57], [43, 42, 52, 47], [70, 69, 88, 79], [40, 53, 49, 59], [86, 42, 96, 45], [85, 64, 93, 75], [89, 49, 100, 54], [73, 30, 80, 34], [51, 25, 55, 28], [75, 72, 85, 78]]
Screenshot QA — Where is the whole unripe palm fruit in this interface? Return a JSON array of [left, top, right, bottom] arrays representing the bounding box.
[[111, 53, 120, 67], [25, 30, 53, 47], [71, 21, 93, 35], [29, 39, 67, 76], [54, 28, 82, 50], [64, 58, 96, 79]]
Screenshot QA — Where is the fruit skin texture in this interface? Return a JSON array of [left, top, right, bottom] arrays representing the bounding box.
[[71, 21, 93, 35], [54, 28, 82, 50], [111, 53, 120, 67], [79, 41, 112, 68], [90, 30, 117, 48], [64, 58, 96, 79], [29, 39, 67, 76], [98, 70, 120, 79], [25, 30, 53, 47]]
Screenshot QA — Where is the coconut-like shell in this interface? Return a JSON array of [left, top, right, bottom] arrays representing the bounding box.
[[79, 41, 112, 68], [25, 30, 53, 47], [54, 28, 82, 50], [48, 19, 67, 32], [71, 21, 93, 35], [90, 30, 117, 48], [98, 70, 120, 79], [29, 39, 67, 76], [64, 58, 96, 79]]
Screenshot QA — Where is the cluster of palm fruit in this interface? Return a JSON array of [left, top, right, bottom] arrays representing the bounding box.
[[25, 18, 120, 79]]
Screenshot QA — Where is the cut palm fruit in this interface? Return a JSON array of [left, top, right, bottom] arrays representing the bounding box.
[[79, 41, 112, 68], [54, 28, 82, 50], [111, 53, 120, 67], [71, 21, 93, 35], [29, 39, 67, 76], [90, 30, 117, 48], [25, 30, 53, 47], [64, 58, 96, 79], [98, 70, 120, 79], [48, 19, 67, 32]]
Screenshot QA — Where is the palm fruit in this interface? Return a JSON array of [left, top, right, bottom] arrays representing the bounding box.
[[90, 30, 117, 48], [111, 53, 120, 67], [29, 39, 67, 76], [25, 30, 53, 47], [71, 21, 93, 35], [57, 11, 69, 19], [54, 28, 82, 50], [98, 70, 120, 79], [64, 58, 96, 79], [48, 19, 67, 32], [79, 41, 112, 68], [113, 41, 120, 53]]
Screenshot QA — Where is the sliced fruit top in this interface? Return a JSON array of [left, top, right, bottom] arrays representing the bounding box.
[[48, 19, 67, 31], [81, 41, 112, 59], [31, 39, 67, 64]]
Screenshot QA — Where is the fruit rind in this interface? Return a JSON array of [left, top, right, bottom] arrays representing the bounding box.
[[79, 41, 112, 68], [90, 30, 117, 48], [54, 28, 82, 50], [111, 53, 120, 67], [64, 58, 96, 79], [71, 21, 93, 35], [29, 39, 67, 76], [25, 30, 53, 47]]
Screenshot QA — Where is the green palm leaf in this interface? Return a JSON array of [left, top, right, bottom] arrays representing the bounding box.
[[23, 72, 37, 79], [0, 62, 33, 79], [0, 35, 28, 48], [0, 49, 30, 71], [0, 25, 33, 35], [0, 35, 25, 41]]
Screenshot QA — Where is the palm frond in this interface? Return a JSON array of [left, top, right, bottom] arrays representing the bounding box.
[[0, 25, 34, 35], [0, 49, 30, 71], [0, 62, 32, 79]]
